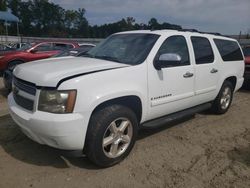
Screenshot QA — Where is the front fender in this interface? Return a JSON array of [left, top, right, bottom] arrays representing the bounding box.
[[58, 64, 148, 123]]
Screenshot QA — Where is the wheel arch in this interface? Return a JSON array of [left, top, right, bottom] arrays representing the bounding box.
[[90, 95, 143, 124], [7, 59, 25, 67], [224, 76, 237, 91]]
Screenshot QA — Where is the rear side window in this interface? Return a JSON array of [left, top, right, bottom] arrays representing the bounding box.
[[191, 37, 214, 64], [53, 43, 74, 50], [214, 39, 243, 61], [35, 43, 53, 51]]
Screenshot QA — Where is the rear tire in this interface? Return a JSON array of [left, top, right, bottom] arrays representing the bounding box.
[[211, 81, 233, 114], [86, 104, 138, 167]]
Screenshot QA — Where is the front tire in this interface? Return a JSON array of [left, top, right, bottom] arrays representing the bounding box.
[[211, 81, 233, 114], [86, 104, 138, 167]]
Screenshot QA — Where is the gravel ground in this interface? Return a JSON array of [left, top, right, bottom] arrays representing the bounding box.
[[0, 78, 9, 116], [0, 78, 250, 188]]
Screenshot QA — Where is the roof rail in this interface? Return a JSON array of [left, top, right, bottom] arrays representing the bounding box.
[[152, 28, 229, 38], [178, 29, 199, 32], [176, 28, 229, 37]]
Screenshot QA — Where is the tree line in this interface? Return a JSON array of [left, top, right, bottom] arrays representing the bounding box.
[[0, 0, 182, 38]]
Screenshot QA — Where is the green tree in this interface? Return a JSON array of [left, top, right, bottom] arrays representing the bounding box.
[[0, 0, 7, 11], [75, 8, 89, 37], [148, 18, 160, 29], [7, 0, 20, 15]]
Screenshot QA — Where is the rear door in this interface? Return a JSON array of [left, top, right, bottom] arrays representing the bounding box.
[[191, 36, 219, 102]]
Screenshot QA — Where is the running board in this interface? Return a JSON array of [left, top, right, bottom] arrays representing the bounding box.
[[141, 103, 212, 129]]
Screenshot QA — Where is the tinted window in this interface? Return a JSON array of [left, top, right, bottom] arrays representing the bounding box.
[[155, 35, 190, 66], [214, 39, 243, 61], [53, 43, 74, 50], [191, 37, 214, 64]]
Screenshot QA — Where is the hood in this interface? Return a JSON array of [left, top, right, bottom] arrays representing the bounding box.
[[245, 56, 250, 65], [13, 56, 129, 87]]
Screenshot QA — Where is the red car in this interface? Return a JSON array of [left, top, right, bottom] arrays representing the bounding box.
[[0, 41, 79, 74], [243, 46, 250, 82]]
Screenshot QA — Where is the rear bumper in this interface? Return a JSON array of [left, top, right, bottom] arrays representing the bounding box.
[[8, 93, 87, 150]]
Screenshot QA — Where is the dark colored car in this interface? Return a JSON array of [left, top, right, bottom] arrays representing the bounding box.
[[3, 44, 94, 91], [0, 41, 79, 74], [242, 46, 250, 82]]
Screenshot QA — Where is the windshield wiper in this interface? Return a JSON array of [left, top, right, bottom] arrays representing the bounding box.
[[94, 55, 122, 63]]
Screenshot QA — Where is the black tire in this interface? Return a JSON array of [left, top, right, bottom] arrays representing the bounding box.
[[86, 104, 138, 167], [211, 81, 234, 114], [7, 60, 23, 71]]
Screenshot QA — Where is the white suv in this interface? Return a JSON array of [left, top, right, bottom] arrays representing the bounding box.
[[8, 30, 245, 167]]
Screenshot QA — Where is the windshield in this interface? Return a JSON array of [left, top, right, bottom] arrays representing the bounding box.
[[85, 33, 160, 65], [17, 43, 33, 51], [243, 47, 250, 56]]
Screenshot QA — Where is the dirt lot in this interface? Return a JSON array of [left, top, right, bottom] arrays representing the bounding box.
[[0, 78, 250, 188]]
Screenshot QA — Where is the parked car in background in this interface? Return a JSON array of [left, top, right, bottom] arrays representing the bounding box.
[[3, 44, 95, 91], [0, 44, 15, 55], [0, 41, 79, 75], [8, 42, 27, 49], [242, 46, 250, 83]]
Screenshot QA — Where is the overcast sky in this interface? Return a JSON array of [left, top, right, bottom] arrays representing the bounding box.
[[52, 0, 249, 35]]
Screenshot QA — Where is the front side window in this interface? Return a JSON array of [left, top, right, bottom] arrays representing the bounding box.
[[155, 35, 190, 66], [85, 33, 160, 65], [35, 43, 53, 51], [214, 39, 243, 61], [191, 36, 214, 64]]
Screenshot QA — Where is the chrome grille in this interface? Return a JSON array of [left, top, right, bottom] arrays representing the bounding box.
[[13, 77, 36, 111], [13, 77, 36, 96]]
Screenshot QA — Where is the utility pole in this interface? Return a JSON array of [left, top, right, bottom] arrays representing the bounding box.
[[5, 20, 8, 36]]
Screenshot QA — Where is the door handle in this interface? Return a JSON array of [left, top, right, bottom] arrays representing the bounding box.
[[210, 68, 218, 73], [183, 72, 194, 78]]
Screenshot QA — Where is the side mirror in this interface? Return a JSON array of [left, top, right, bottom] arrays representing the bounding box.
[[30, 49, 38, 53], [154, 53, 182, 70]]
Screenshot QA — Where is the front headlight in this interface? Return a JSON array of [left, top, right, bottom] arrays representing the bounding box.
[[38, 90, 77, 114], [0, 56, 4, 59]]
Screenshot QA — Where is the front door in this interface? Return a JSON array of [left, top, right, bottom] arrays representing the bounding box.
[[147, 35, 195, 120]]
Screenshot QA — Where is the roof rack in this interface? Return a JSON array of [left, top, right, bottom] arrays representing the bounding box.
[[151, 28, 230, 38], [178, 29, 199, 32], [177, 28, 225, 37]]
